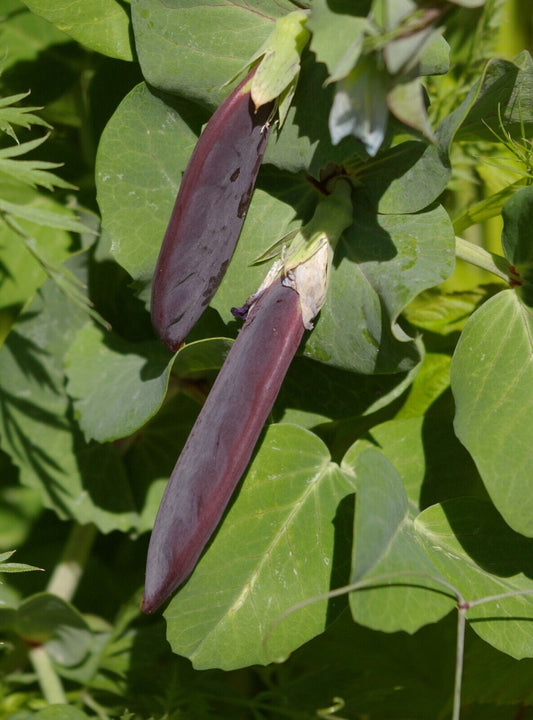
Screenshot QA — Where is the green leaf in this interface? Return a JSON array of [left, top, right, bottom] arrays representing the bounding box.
[[451, 290, 533, 537], [0, 187, 74, 309], [274, 355, 412, 430], [418, 33, 450, 76], [65, 323, 236, 444], [386, 78, 436, 143], [172, 337, 233, 379], [164, 424, 356, 670], [355, 52, 533, 215], [0, 549, 15, 563], [0, 562, 41, 572], [343, 447, 454, 634], [381, 1, 445, 76], [455, 52, 533, 143], [307, 0, 369, 80], [65, 323, 174, 443], [96, 82, 202, 286], [302, 202, 455, 372], [500, 185, 533, 304], [0, 135, 73, 191], [338, 390, 486, 634], [396, 353, 452, 419], [344, 400, 485, 513], [0, 2, 71, 79], [15, 592, 92, 666], [404, 285, 492, 337], [461, 632, 533, 708], [354, 92, 464, 214], [22, 0, 134, 61], [0, 94, 50, 142], [454, 180, 525, 234], [501, 184, 533, 267], [131, 0, 294, 108], [415, 497, 533, 659], [0, 481, 41, 552], [0, 270, 139, 533], [0, 196, 90, 234]]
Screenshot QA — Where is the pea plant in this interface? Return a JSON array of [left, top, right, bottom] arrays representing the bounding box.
[[1, 1, 533, 718]]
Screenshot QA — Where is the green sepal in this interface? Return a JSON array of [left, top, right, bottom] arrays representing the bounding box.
[[254, 178, 354, 272], [225, 10, 310, 126]]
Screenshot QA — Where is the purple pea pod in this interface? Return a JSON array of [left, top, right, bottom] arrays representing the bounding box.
[[151, 68, 274, 352], [142, 278, 306, 613]]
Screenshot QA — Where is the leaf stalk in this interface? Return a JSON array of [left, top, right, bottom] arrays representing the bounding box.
[[46, 523, 97, 602], [28, 645, 67, 705], [455, 235, 519, 285]]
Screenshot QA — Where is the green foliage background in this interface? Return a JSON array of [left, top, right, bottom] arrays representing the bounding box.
[[1, 1, 533, 718]]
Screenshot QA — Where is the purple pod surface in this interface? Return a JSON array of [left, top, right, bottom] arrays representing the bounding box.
[[151, 69, 274, 352], [142, 280, 305, 613]]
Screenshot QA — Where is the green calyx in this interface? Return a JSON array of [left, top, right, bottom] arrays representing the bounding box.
[[225, 10, 310, 127], [256, 178, 353, 272]]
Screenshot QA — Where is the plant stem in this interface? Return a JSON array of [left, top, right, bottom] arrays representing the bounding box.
[[30, 523, 98, 706], [455, 236, 517, 284], [452, 605, 467, 720], [81, 691, 111, 720], [47, 523, 98, 602], [29, 645, 67, 705]]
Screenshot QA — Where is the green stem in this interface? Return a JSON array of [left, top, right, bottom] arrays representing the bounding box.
[[452, 606, 467, 720], [31, 523, 98, 706], [455, 236, 517, 284], [81, 691, 111, 720], [29, 645, 67, 705], [47, 523, 98, 602]]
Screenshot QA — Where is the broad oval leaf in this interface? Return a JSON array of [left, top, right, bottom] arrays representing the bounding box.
[[416, 497, 533, 659], [15, 592, 92, 667], [2, 2, 71, 72], [65, 323, 174, 443], [131, 0, 293, 107], [22, 0, 133, 61], [96, 82, 203, 286], [303, 202, 455, 372], [307, 0, 369, 80], [451, 290, 533, 537], [341, 447, 455, 635], [164, 424, 356, 670]]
